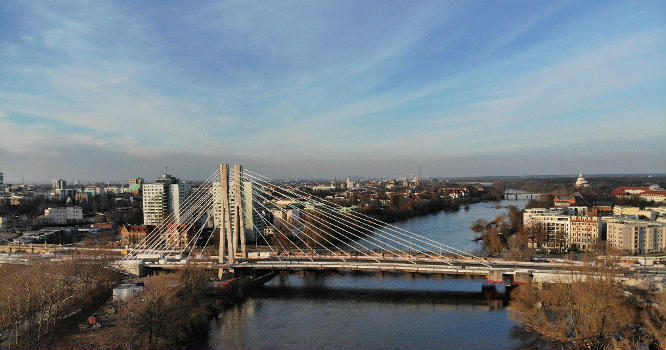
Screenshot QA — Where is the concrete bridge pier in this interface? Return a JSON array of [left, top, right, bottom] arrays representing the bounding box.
[[117, 260, 147, 277], [514, 271, 532, 284], [488, 269, 533, 286], [487, 270, 504, 284]]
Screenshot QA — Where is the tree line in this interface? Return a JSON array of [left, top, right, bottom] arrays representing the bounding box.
[[0, 254, 123, 349], [510, 251, 666, 349]]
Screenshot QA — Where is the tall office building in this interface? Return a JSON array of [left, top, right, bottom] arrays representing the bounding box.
[[142, 173, 192, 225], [52, 179, 66, 190], [0, 172, 4, 194]]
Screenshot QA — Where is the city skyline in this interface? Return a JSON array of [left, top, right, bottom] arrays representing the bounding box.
[[1, 1, 665, 182]]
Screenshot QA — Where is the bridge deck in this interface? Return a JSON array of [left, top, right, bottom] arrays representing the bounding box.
[[143, 256, 575, 277], [234, 260, 493, 276], [131, 256, 663, 289]]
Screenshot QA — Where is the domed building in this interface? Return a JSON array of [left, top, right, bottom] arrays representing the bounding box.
[[649, 184, 664, 191], [575, 172, 590, 188]]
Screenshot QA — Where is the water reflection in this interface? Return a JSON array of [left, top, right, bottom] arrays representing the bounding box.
[[207, 272, 526, 350], [206, 199, 533, 350]]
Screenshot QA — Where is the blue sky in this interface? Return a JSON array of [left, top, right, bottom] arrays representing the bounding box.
[[0, 1, 664, 182]]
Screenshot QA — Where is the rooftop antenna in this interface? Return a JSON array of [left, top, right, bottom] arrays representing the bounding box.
[[165, 163, 168, 175]]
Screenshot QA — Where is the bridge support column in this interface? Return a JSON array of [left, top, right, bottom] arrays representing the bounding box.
[[487, 270, 503, 284], [219, 164, 233, 279], [514, 271, 532, 284], [233, 164, 246, 259]]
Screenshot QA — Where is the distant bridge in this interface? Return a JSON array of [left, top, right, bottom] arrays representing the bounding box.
[[502, 190, 545, 200]]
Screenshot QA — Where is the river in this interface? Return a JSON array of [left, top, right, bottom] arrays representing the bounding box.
[[204, 198, 530, 349]]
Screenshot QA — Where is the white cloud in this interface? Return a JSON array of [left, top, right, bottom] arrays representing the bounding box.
[[0, 1, 663, 179]]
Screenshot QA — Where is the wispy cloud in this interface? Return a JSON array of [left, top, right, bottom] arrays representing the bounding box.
[[0, 0, 663, 181]]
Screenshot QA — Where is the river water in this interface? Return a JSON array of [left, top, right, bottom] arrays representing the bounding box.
[[205, 198, 530, 349]]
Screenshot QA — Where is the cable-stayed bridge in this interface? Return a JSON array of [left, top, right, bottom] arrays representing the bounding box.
[[118, 164, 661, 288]]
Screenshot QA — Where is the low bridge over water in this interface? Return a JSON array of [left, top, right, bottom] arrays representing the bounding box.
[[502, 190, 545, 200]]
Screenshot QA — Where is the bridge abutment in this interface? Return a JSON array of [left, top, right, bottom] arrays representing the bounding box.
[[116, 260, 147, 277]]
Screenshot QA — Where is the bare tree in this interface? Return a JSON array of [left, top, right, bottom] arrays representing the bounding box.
[[524, 223, 547, 249], [510, 253, 640, 349], [643, 289, 666, 349], [504, 230, 531, 261], [112, 267, 214, 348]]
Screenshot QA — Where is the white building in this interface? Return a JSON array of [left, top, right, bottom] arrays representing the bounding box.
[[169, 183, 192, 221], [523, 208, 571, 250], [312, 184, 336, 192], [84, 186, 105, 196], [613, 206, 657, 221], [574, 172, 590, 188], [52, 179, 66, 190], [606, 219, 666, 254], [103, 186, 124, 195], [142, 174, 191, 225], [44, 207, 83, 224], [243, 181, 264, 241], [569, 216, 602, 250], [143, 184, 169, 225], [346, 178, 354, 189], [523, 207, 587, 225]]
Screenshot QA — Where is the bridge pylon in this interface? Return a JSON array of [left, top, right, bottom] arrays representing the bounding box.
[[217, 163, 247, 278], [218, 164, 233, 278], [233, 164, 247, 259]]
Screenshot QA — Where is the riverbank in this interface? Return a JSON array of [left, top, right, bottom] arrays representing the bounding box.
[[367, 198, 529, 253], [47, 270, 276, 350], [0, 255, 123, 350], [364, 196, 497, 224]]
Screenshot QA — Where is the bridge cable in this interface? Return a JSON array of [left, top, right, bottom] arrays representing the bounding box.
[[245, 169, 489, 266], [236, 200, 281, 261], [250, 185, 373, 262], [135, 170, 218, 256], [248, 180, 408, 264], [124, 169, 218, 258], [246, 175, 455, 265], [250, 202, 313, 261], [175, 199, 214, 257], [125, 171, 219, 259], [244, 172, 454, 264], [138, 184, 215, 256]]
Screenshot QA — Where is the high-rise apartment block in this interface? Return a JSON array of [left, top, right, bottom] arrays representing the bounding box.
[[606, 219, 666, 254], [142, 173, 192, 225]]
